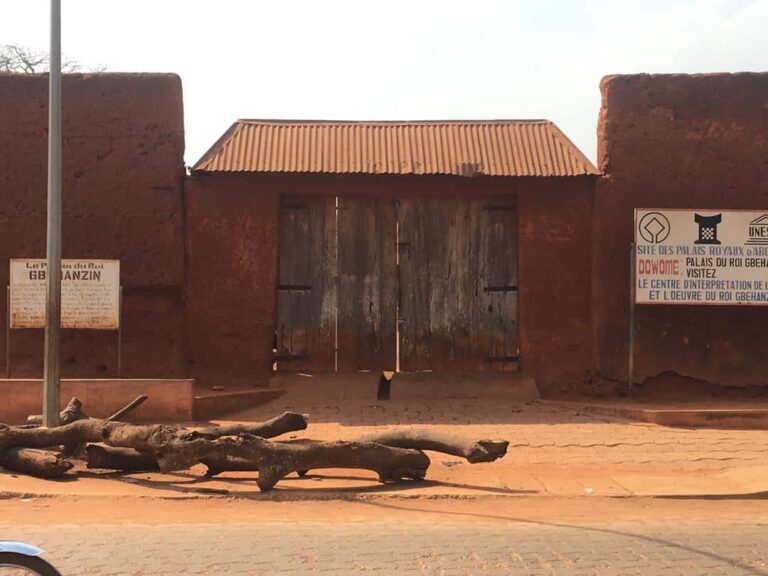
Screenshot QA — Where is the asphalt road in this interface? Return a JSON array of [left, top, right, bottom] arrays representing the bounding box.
[[2, 512, 767, 575]]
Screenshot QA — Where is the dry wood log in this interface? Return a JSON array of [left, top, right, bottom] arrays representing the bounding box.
[[195, 411, 309, 437], [0, 447, 73, 478], [24, 393, 144, 429], [2, 412, 436, 492], [0, 419, 124, 452], [357, 429, 509, 463], [86, 445, 160, 472], [83, 411, 310, 471], [99, 425, 429, 490], [202, 430, 509, 476], [25, 396, 88, 427], [106, 395, 148, 422], [1, 411, 308, 452], [117, 432, 430, 490]]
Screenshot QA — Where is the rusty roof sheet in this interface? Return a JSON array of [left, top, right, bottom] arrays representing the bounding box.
[[192, 120, 598, 177]]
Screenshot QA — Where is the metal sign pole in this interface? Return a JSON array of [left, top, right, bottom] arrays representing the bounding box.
[[5, 287, 10, 379], [628, 242, 636, 394], [43, 0, 63, 427], [117, 286, 123, 378]]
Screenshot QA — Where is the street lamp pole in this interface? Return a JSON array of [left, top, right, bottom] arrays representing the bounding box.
[[43, 0, 62, 428]]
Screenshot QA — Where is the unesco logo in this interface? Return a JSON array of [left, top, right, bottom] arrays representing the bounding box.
[[746, 214, 768, 245], [638, 212, 671, 244]]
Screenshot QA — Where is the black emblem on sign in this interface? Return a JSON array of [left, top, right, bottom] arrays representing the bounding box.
[[638, 212, 671, 244], [746, 214, 768, 245], [694, 213, 722, 245]]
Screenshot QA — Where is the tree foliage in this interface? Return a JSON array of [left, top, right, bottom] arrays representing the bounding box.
[[0, 44, 104, 73]]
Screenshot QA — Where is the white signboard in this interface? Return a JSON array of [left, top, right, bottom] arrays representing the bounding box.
[[10, 259, 120, 329], [634, 209, 768, 305]]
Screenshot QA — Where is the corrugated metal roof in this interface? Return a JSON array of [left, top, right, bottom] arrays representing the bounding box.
[[192, 120, 598, 177]]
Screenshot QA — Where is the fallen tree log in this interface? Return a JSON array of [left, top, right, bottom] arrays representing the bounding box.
[[109, 432, 430, 490], [0, 447, 73, 479], [202, 430, 509, 476], [83, 411, 310, 471], [0, 419, 124, 452], [2, 412, 507, 493], [194, 411, 309, 438], [1, 411, 308, 452], [86, 445, 160, 472], [357, 429, 509, 463], [25, 396, 88, 427]]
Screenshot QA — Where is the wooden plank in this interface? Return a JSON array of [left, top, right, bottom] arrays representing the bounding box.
[[478, 200, 519, 370], [305, 196, 337, 371], [455, 198, 482, 370], [378, 199, 398, 371], [336, 197, 358, 371], [425, 198, 455, 371], [276, 195, 336, 372], [277, 195, 309, 370], [337, 197, 397, 371], [379, 194, 519, 373], [397, 198, 418, 371]]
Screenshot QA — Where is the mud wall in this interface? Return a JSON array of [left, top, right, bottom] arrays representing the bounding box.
[[184, 174, 279, 386], [0, 73, 186, 378], [185, 173, 594, 392], [594, 73, 768, 387], [518, 178, 594, 394]]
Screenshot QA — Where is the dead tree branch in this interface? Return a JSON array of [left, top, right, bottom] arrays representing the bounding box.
[[83, 412, 309, 472], [26, 396, 88, 427], [357, 429, 509, 463], [107, 395, 148, 422], [0, 447, 73, 479], [143, 435, 429, 490], [86, 445, 159, 472]]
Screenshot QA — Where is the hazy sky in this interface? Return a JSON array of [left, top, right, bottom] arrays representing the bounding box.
[[2, 0, 766, 166]]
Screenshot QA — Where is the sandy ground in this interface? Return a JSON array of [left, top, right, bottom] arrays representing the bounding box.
[[3, 494, 768, 525]]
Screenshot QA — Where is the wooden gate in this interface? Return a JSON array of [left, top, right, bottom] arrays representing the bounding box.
[[336, 197, 398, 371], [277, 195, 518, 372], [276, 195, 336, 371], [397, 197, 519, 371]]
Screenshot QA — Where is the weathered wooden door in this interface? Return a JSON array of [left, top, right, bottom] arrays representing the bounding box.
[[277, 195, 517, 372], [336, 197, 398, 371], [276, 195, 337, 371], [397, 197, 518, 371]]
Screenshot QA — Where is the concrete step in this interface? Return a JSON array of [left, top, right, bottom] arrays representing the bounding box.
[[268, 371, 540, 403], [194, 388, 284, 421], [553, 400, 768, 429]]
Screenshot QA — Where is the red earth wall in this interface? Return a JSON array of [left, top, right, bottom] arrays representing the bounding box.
[[184, 174, 279, 386], [518, 178, 594, 393], [594, 73, 768, 387], [0, 73, 186, 379], [184, 173, 594, 393]]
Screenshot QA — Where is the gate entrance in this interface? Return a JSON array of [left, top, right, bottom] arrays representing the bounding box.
[[277, 195, 518, 372]]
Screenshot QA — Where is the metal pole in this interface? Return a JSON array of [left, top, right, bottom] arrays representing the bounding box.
[[117, 286, 123, 378], [5, 287, 10, 379], [43, 0, 62, 427], [628, 242, 636, 394]]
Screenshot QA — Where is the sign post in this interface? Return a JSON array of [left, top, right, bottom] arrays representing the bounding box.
[[10, 260, 121, 330], [9, 259, 122, 380], [628, 242, 636, 394], [632, 208, 768, 387], [43, 0, 63, 428], [5, 287, 9, 379]]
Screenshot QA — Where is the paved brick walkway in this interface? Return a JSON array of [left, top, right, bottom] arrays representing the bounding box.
[[2, 376, 766, 500], [229, 381, 768, 474], [2, 518, 767, 575]]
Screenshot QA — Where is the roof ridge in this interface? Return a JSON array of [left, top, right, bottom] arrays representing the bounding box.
[[192, 120, 598, 176]]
